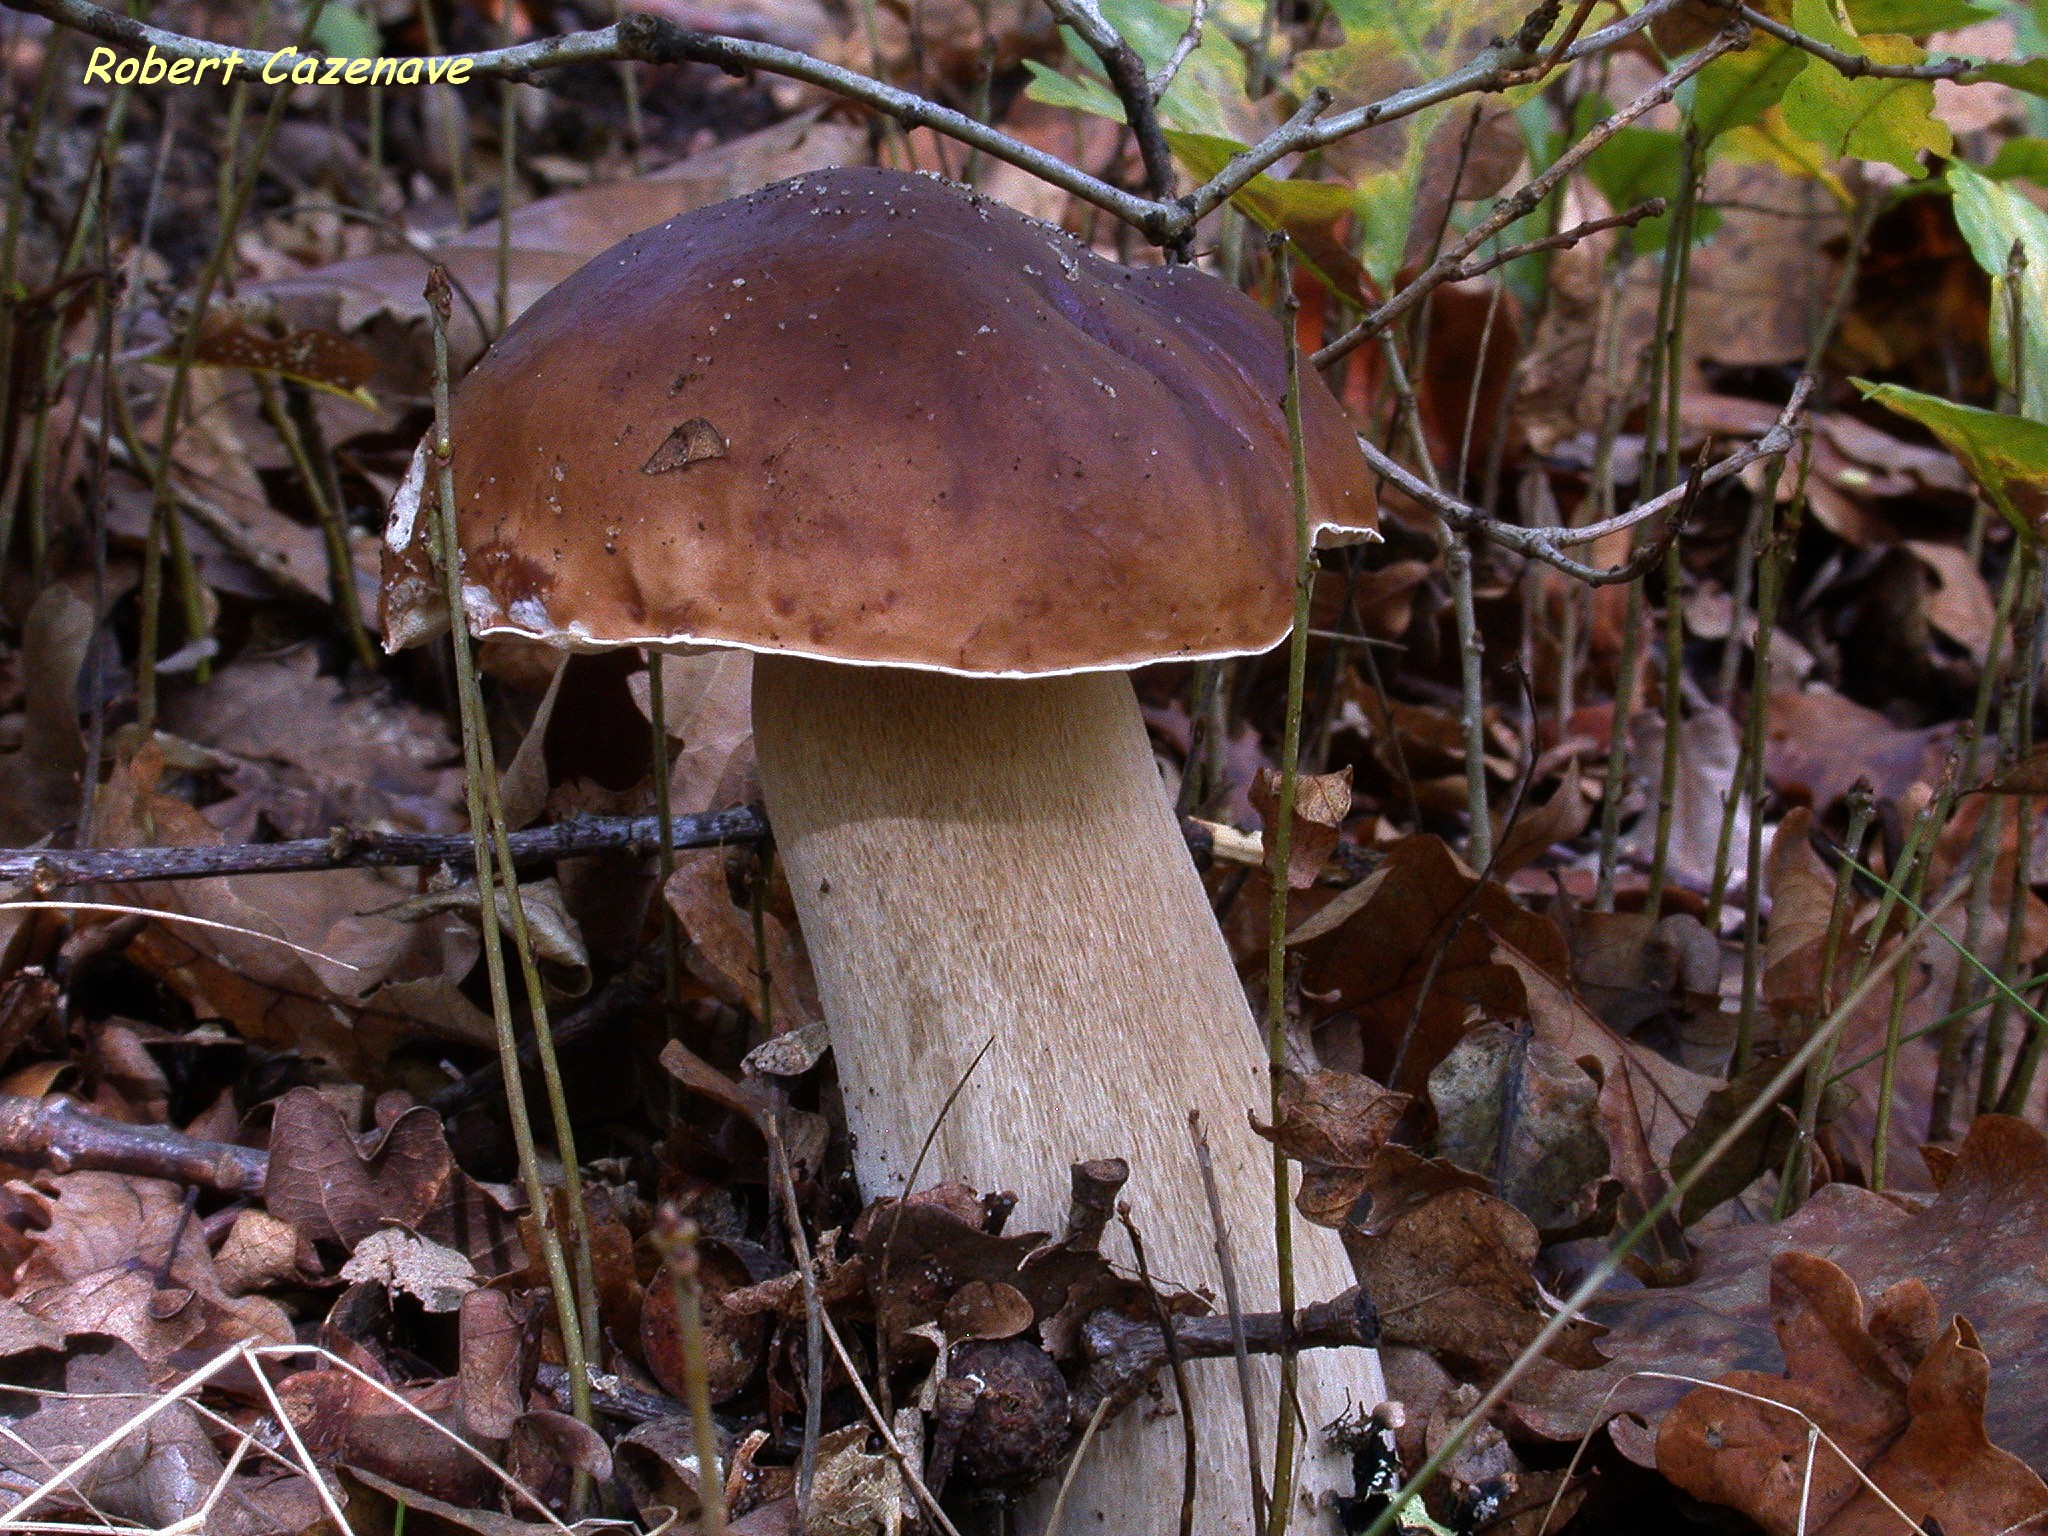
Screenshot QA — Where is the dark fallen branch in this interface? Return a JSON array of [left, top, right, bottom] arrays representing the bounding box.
[[533, 1285, 1381, 1434], [1071, 1285, 1380, 1426], [0, 806, 769, 891], [0, 1092, 269, 1195], [2, 808, 1235, 892]]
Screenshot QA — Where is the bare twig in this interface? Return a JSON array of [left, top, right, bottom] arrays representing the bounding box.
[[1182, 0, 1690, 225], [768, 1122, 827, 1517], [0, 1092, 268, 1194], [1733, 2, 1977, 79], [10, 0, 1168, 238], [15, 0, 1704, 251], [1119, 1206, 1198, 1536], [0, 806, 1234, 889], [1353, 376, 1811, 585], [649, 1215, 729, 1536], [429, 954, 661, 1115], [1040, 0, 1178, 208], [1190, 1110, 1269, 1532], [1149, 0, 1208, 97], [0, 808, 768, 889], [1069, 1287, 1381, 1427], [1438, 198, 1666, 285], [1313, 26, 1745, 369]]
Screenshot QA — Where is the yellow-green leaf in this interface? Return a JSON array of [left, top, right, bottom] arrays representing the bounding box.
[[1780, 0, 1951, 176], [1856, 379, 2048, 539], [1688, 36, 1806, 141], [1949, 162, 2048, 419]]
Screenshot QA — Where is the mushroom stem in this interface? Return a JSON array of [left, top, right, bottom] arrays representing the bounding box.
[[753, 655, 1382, 1535]]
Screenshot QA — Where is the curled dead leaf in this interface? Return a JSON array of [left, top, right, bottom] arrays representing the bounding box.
[[1659, 1250, 2048, 1536]]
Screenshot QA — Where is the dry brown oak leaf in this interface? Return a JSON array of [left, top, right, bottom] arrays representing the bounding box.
[[1510, 1116, 2048, 1468], [263, 1088, 522, 1271], [1659, 1250, 2048, 1536]]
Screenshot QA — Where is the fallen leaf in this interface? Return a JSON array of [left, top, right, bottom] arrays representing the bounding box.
[[1659, 1250, 2048, 1536], [641, 1239, 770, 1405], [1249, 765, 1353, 889], [1510, 1116, 2048, 1465], [265, 1088, 452, 1251], [666, 850, 818, 1031], [340, 1227, 479, 1312], [1293, 833, 1570, 1092], [1250, 1068, 1415, 1228], [11, 1170, 292, 1367], [0, 1336, 224, 1527], [0, 588, 92, 844], [1767, 688, 1958, 812], [264, 1088, 522, 1271], [1427, 1021, 1611, 1236], [803, 1423, 901, 1536], [1490, 771, 1592, 881], [1342, 1179, 1603, 1377], [1622, 706, 1745, 891]]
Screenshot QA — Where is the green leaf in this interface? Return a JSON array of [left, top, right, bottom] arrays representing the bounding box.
[[1855, 379, 2048, 538], [1579, 125, 1724, 251], [1949, 162, 2048, 417], [1285, 0, 1528, 281], [1982, 135, 2048, 181], [1085, 0, 1259, 140], [1687, 36, 1808, 141], [311, 2, 380, 60], [1780, 0, 1952, 175], [1845, 0, 1995, 33], [1021, 59, 1127, 121], [1720, 110, 1856, 201], [1971, 56, 2048, 99], [1168, 132, 1372, 302]]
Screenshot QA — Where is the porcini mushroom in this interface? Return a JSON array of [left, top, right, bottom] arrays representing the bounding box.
[[386, 166, 1384, 1534]]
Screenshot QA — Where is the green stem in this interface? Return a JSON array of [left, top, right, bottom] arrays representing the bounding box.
[[423, 266, 595, 1454], [1261, 250, 1315, 1535], [140, 7, 326, 719], [1644, 128, 1701, 921]]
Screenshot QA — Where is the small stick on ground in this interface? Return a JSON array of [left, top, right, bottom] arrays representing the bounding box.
[[0, 1092, 268, 1196]]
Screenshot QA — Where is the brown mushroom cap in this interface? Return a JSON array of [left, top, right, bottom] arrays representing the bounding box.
[[384, 166, 1376, 676]]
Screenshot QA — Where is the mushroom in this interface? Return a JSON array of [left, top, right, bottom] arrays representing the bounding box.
[[386, 167, 1384, 1534]]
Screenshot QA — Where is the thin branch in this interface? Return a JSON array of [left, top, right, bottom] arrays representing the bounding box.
[[1734, 2, 1979, 80], [429, 954, 662, 1115], [1314, 24, 1745, 369], [0, 807, 770, 890], [0, 1092, 270, 1195], [1041, 0, 1179, 206], [1353, 376, 1812, 585], [1438, 197, 1667, 284], [18, 0, 1713, 251], [8, 0, 1169, 239], [1069, 1287, 1380, 1428], [1, 807, 1236, 890], [1149, 0, 1208, 98], [1179, 0, 1691, 225]]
